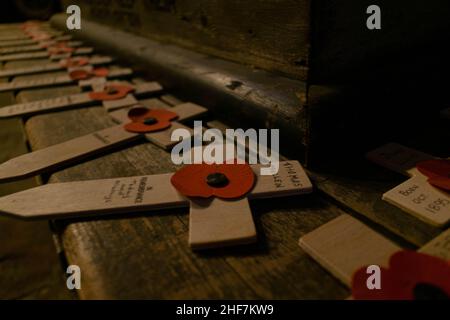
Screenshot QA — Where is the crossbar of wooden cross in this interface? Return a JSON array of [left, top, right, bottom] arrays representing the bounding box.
[[0, 46, 93, 62], [0, 65, 132, 93], [0, 101, 207, 182], [0, 155, 312, 250], [0, 55, 113, 78], [0, 35, 72, 48], [366, 143, 449, 227], [0, 81, 162, 118], [0, 40, 83, 55]]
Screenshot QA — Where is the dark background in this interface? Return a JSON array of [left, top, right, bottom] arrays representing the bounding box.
[[0, 0, 60, 22]]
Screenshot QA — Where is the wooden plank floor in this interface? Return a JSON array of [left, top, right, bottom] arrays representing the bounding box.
[[2, 29, 446, 298], [6, 73, 354, 298], [0, 62, 74, 299]]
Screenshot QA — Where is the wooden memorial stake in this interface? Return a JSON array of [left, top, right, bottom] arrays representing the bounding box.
[[0, 157, 312, 249], [366, 143, 450, 227], [0, 81, 162, 118], [299, 214, 450, 290], [0, 28, 63, 42], [0, 101, 207, 182], [0, 34, 72, 48], [0, 40, 83, 55], [0, 55, 113, 78], [0, 46, 93, 62], [0, 65, 132, 93]]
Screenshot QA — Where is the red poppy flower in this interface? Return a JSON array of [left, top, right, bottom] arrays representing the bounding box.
[[124, 106, 178, 133], [21, 21, 41, 30], [69, 68, 109, 80], [171, 161, 255, 199], [47, 45, 74, 55], [352, 250, 450, 300], [417, 159, 450, 191], [32, 33, 51, 41], [88, 84, 134, 101], [60, 57, 90, 68]]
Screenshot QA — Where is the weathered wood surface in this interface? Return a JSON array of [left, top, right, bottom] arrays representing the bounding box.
[[0, 63, 74, 299], [306, 108, 450, 247], [61, 0, 310, 80], [17, 80, 366, 299]]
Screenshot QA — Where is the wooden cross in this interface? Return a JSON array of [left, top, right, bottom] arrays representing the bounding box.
[[0, 101, 207, 182], [0, 40, 83, 55], [0, 46, 93, 62], [0, 34, 72, 48], [366, 143, 449, 227], [0, 27, 63, 42], [0, 55, 113, 78], [0, 157, 312, 249], [299, 214, 450, 288], [0, 81, 162, 118], [0, 65, 132, 93]]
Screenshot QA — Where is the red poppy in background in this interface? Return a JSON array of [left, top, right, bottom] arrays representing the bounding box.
[[89, 84, 133, 101], [60, 57, 90, 68], [47, 44, 74, 55], [352, 250, 450, 300], [32, 33, 51, 41], [69, 68, 109, 80], [171, 161, 255, 199], [417, 159, 450, 191], [124, 107, 178, 133]]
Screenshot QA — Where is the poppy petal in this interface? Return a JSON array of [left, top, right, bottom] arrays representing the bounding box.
[[89, 85, 134, 101], [48, 46, 74, 54], [60, 58, 89, 68], [32, 34, 51, 41], [427, 176, 450, 191], [69, 69, 89, 80], [170, 162, 255, 199], [124, 120, 172, 133], [388, 251, 450, 299], [352, 266, 407, 300], [171, 164, 214, 198], [92, 68, 109, 77], [212, 163, 255, 199], [417, 159, 450, 178], [127, 108, 178, 123], [417, 159, 450, 191]]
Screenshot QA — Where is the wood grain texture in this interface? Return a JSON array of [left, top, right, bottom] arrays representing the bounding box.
[[21, 83, 352, 299], [299, 214, 401, 286], [62, 0, 310, 80], [0, 64, 74, 299]]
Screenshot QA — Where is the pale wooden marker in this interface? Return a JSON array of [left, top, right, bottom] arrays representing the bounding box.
[[299, 214, 450, 288], [0, 47, 93, 62], [0, 81, 163, 118], [0, 35, 72, 48], [299, 215, 400, 286], [0, 102, 207, 182], [0, 66, 132, 93], [0, 40, 83, 55], [0, 55, 112, 78], [0, 31, 64, 42], [366, 143, 450, 227], [0, 159, 312, 249]]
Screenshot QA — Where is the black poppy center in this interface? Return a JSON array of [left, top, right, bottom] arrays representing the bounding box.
[[143, 117, 158, 125], [413, 283, 449, 300], [106, 87, 119, 94], [206, 172, 229, 188]]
